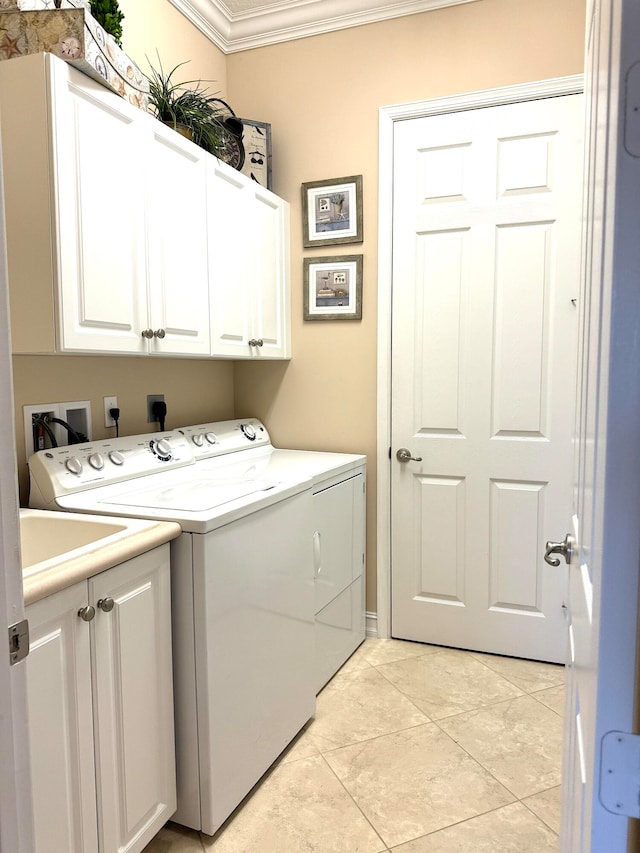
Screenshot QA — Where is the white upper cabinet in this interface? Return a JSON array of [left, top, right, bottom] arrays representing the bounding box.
[[0, 53, 289, 359], [209, 159, 291, 359], [52, 57, 150, 354], [251, 183, 291, 359], [207, 161, 252, 357], [146, 123, 211, 356]]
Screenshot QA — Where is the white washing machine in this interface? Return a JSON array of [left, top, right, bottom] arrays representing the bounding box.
[[28, 418, 366, 835]]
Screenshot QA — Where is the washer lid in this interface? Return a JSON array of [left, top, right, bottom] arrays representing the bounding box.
[[101, 477, 279, 513]]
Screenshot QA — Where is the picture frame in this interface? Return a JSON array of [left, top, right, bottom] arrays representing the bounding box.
[[239, 119, 272, 190], [301, 175, 363, 247], [303, 255, 363, 321]]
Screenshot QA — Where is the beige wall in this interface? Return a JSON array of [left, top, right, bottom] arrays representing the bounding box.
[[118, 0, 227, 95], [227, 0, 586, 611], [12, 356, 234, 504]]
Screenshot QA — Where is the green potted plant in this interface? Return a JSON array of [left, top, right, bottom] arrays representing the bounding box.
[[146, 58, 225, 155], [89, 0, 125, 47]]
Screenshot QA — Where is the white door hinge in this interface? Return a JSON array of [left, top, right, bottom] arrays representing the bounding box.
[[600, 731, 640, 817]]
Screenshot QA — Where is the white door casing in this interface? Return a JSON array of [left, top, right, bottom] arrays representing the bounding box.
[[389, 92, 583, 662], [0, 122, 34, 850], [561, 0, 640, 849]]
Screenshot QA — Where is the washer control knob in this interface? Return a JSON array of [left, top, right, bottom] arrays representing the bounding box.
[[192, 434, 204, 447], [65, 456, 83, 475], [205, 432, 217, 445], [109, 450, 125, 466], [241, 423, 256, 441], [154, 439, 172, 460], [88, 453, 104, 470]]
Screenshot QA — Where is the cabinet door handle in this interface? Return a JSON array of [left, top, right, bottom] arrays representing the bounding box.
[[248, 338, 264, 347], [313, 530, 321, 577], [141, 328, 154, 339], [78, 605, 95, 622], [97, 597, 115, 613], [154, 329, 166, 339]]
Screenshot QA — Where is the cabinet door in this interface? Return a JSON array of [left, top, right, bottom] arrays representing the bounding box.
[[26, 584, 99, 853], [314, 473, 364, 613], [51, 59, 149, 354], [147, 124, 211, 356], [90, 548, 176, 853], [208, 160, 252, 357], [250, 185, 291, 359]]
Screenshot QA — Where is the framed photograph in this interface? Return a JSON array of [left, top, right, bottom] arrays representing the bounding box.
[[303, 255, 363, 321], [239, 119, 272, 190], [301, 175, 363, 247]]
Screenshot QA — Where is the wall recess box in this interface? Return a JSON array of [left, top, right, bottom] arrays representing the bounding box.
[[23, 400, 92, 457]]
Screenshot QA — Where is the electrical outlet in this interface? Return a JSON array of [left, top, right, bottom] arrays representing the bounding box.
[[104, 396, 118, 428], [147, 394, 165, 423]]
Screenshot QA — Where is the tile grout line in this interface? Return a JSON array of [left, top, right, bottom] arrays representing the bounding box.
[[429, 710, 563, 808], [373, 648, 565, 698], [371, 659, 538, 724], [519, 786, 562, 836], [318, 752, 390, 853]]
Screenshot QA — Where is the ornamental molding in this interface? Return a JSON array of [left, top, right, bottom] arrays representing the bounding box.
[[168, 0, 480, 53]]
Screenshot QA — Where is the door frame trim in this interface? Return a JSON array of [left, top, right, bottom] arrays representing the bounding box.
[[376, 74, 584, 638]]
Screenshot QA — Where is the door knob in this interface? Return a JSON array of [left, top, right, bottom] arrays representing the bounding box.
[[544, 534, 574, 566], [396, 448, 423, 463], [153, 329, 166, 339], [97, 597, 115, 613], [141, 328, 154, 339]]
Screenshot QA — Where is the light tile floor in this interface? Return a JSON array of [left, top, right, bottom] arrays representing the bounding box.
[[143, 638, 564, 853]]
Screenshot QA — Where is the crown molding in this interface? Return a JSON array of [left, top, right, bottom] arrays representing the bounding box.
[[168, 0, 481, 53]]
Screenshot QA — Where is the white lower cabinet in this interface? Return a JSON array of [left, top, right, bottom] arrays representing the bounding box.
[[25, 547, 176, 853]]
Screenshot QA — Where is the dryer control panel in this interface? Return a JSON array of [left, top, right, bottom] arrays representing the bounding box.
[[176, 418, 270, 461]]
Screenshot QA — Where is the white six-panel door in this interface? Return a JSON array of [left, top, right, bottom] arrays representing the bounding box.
[[391, 95, 583, 662]]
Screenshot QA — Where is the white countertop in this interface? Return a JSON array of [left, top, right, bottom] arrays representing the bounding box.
[[21, 508, 181, 606]]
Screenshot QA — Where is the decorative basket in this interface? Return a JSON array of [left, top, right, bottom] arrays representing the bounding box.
[[0, 1, 149, 110]]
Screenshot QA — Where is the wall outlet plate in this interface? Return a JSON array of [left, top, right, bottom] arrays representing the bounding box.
[[147, 394, 165, 423], [104, 396, 118, 427]]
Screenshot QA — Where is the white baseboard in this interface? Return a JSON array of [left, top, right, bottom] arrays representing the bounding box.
[[365, 611, 378, 638]]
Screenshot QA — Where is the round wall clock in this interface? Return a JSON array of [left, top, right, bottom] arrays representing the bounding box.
[[209, 99, 245, 171]]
